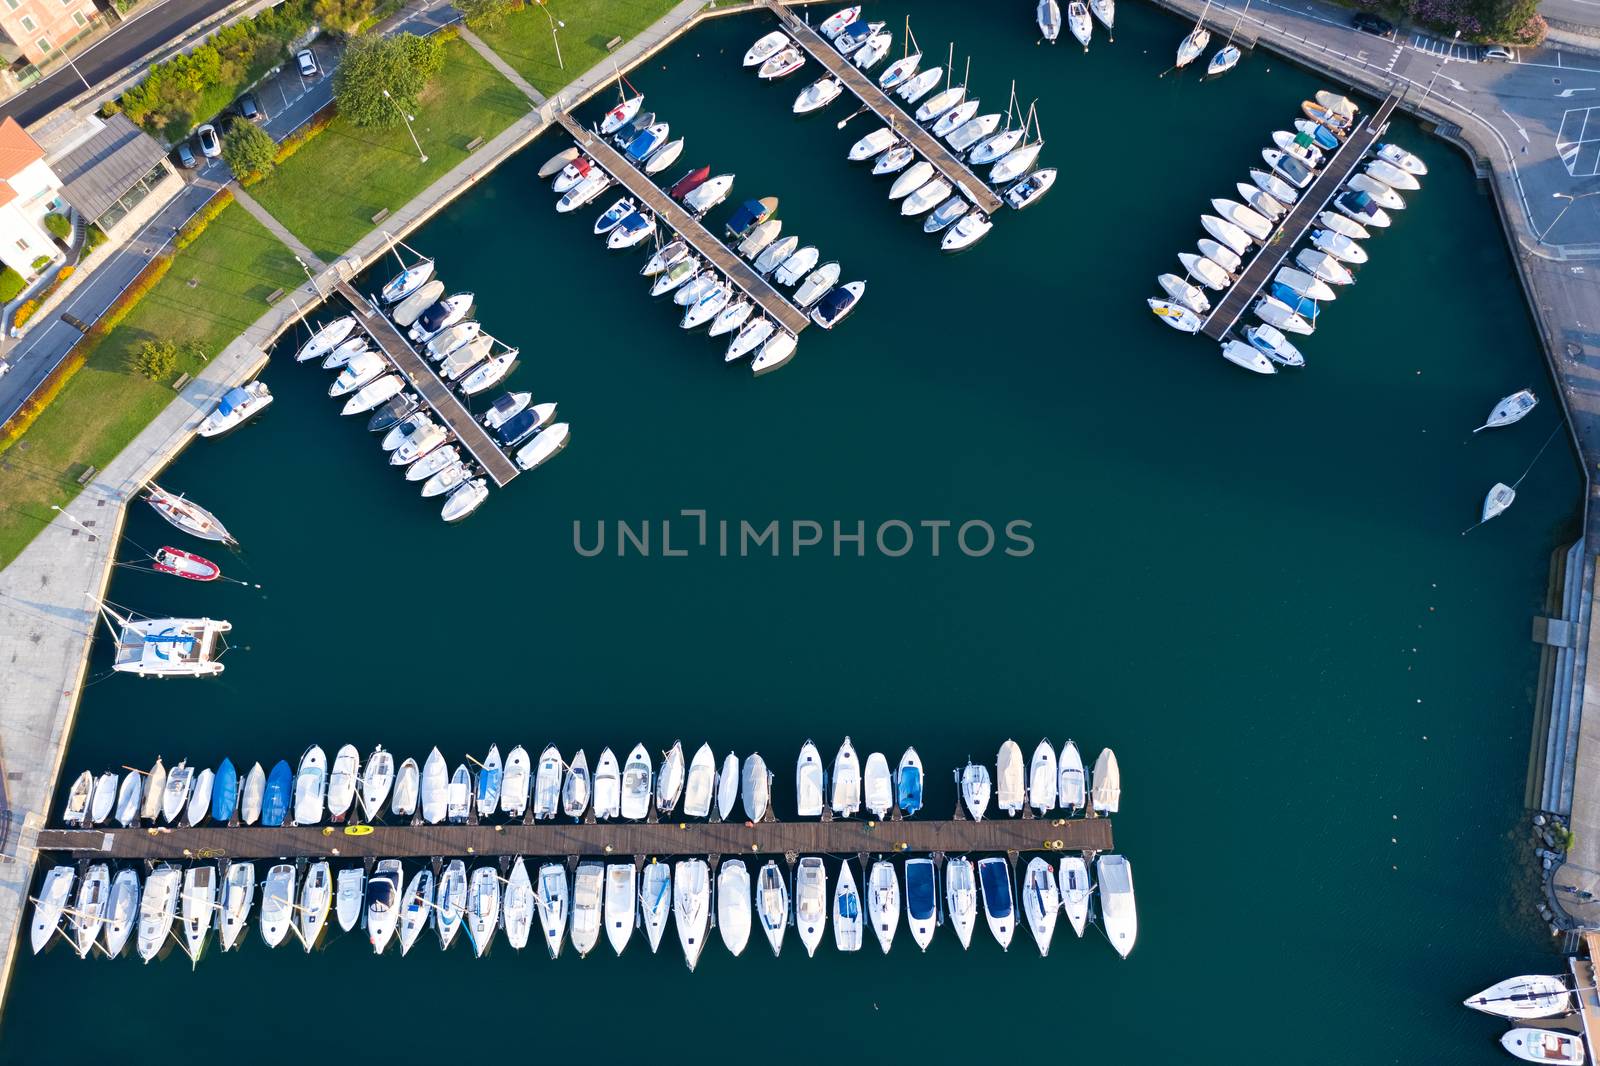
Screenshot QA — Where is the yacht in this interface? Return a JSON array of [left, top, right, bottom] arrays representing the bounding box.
[[593, 747, 622, 819], [391, 757, 419, 818], [718, 860, 752, 956], [534, 744, 564, 820], [397, 867, 435, 955], [640, 861, 672, 953], [502, 858, 534, 951], [1335, 189, 1390, 228], [834, 18, 883, 54], [977, 856, 1015, 950], [358, 747, 393, 820], [366, 859, 403, 953], [1029, 739, 1058, 813], [1476, 390, 1538, 433], [897, 747, 924, 816], [996, 739, 1026, 815], [1235, 181, 1286, 221], [440, 476, 489, 521], [605, 862, 638, 955], [1244, 323, 1306, 369], [482, 391, 533, 434], [945, 857, 977, 948], [940, 213, 992, 251], [295, 315, 356, 362], [795, 856, 829, 957], [476, 745, 503, 820], [258, 863, 295, 949], [797, 740, 825, 817], [674, 859, 711, 970], [421, 746, 449, 824], [536, 862, 568, 958], [834, 861, 863, 952], [718, 753, 741, 821], [138, 864, 180, 960], [293, 747, 328, 827], [1378, 142, 1427, 175], [551, 154, 595, 193], [465, 865, 499, 958], [103, 868, 139, 958], [593, 196, 635, 237], [570, 862, 603, 957], [555, 170, 611, 213], [863, 752, 893, 820], [794, 262, 841, 308], [960, 760, 992, 820], [621, 743, 653, 820], [217, 861, 254, 951], [298, 861, 331, 952], [1319, 210, 1370, 242], [757, 860, 790, 957], [336, 867, 365, 933], [436, 861, 467, 949], [867, 860, 899, 952], [810, 281, 865, 328], [562, 750, 590, 819], [196, 381, 272, 437], [1250, 167, 1299, 206], [1262, 148, 1312, 189], [743, 29, 790, 67], [1097, 854, 1137, 957], [1059, 856, 1091, 937], [742, 752, 771, 821], [459, 348, 518, 397], [905, 857, 937, 951], [406, 292, 471, 342]]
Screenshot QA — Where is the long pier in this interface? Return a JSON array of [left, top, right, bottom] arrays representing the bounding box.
[[334, 281, 520, 487], [763, 0, 1004, 216], [1199, 87, 1403, 341], [34, 817, 1112, 860], [556, 114, 811, 337]]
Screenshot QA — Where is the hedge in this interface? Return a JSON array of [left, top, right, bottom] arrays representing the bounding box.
[[0, 340, 90, 453], [241, 103, 335, 185], [13, 266, 75, 329]]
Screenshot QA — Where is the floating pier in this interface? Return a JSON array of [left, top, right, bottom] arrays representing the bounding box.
[[762, 0, 1004, 216], [1199, 87, 1403, 341], [34, 816, 1112, 860], [333, 280, 520, 488], [555, 114, 811, 337]]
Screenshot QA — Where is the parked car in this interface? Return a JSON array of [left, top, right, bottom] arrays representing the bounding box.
[[1351, 11, 1396, 38], [296, 49, 319, 77], [1484, 46, 1515, 61], [0, 358, 10, 379], [196, 123, 221, 159], [236, 92, 264, 123], [173, 141, 198, 169]]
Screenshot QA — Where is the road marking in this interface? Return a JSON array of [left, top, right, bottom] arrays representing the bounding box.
[[1501, 107, 1531, 141], [1558, 87, 1597, 97]]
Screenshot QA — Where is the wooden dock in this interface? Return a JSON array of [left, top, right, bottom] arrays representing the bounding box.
[[34, 816, 1112, 860], [556, 114, 811, 337], [763, 0, 1004, 216], [334, 281, 520, 488], [1199, 88, 1403, 342]]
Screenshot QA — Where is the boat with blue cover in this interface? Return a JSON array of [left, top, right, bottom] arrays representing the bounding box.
[[1293, 118, 1340, 151], [725, 197, 778, 239], [904, 856, 937, 950], [1268, 283, 1319, 320], [977, 855, 1015, 950], [625, 122, 669, 163], [262, 760, 292, 826], [897, 748, 923, 816], [211, 758, 238, 823]]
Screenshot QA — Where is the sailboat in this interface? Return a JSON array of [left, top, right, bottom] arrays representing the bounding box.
[[360, 747, 393, 821], [1480, 483, 1516, 525], [757, 860, 789, 957], [795, 856, 828, 957], [834, 860, 863, 952], [536, 863, 567, 958], [868, 860, 899, 952], [656, 740, 685, 815], [1037, 0, 1061, 41], [502, 858, 534, 951], [1175, 1, 1212, 69], [464, 865, 499, 958], [1207, 0, 1251, 76], [398, 867, 435, 955], [1023, 858, 1061, 955], [674, 858, 711, 971], [1090, 0, 1115, 37], [1475, 390, 1538, 432], [1066, 1, 1092, 48], [945, 856, 977, 948], [501, 745, 531, 818], [639, 861, 672, 953], [145, 483, 235, 545], [534, 744, 563, 820], [570, 862, 603, 957], [436, 863, 467, 949]]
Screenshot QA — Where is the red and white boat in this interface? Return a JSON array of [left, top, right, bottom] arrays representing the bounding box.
[[599, 94, 643, 136], [152, 546, 221, 582]]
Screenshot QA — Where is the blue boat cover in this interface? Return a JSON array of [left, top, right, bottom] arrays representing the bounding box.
[[840, 18, 870, 37], [906, 861, 936, 919], [211, 757, 239, 822], [979, 861, 1013, 918], [897, 766, 923, 814], [417, 301, 449, 332], [1269, 283, 1318, 319], [1310, 125, 1339, 150], [725, 200, 763, 235], [497, 408, 537, 446], [262, 759, 292, 826], [218, 387, 248, 415], [476, 763, 502, 807]]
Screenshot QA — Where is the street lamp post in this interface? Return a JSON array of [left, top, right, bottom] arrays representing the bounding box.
[[1540, 191, 1600, 242], [538, 1, 565, 70], [382, 89, 428, 165]]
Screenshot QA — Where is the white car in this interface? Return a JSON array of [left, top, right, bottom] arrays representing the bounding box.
[[0, 358, 11, 378], [296, 49, 319, 77], [1483, 46, 1515, 61], [196, 124, 220, 158]]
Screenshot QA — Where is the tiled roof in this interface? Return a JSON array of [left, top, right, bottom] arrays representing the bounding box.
[[0, 117, 44, 181]]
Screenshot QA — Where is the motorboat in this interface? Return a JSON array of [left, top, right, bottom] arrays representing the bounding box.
[[996, 740, 1026, 815], [639, 861, 672, 953], [1159, 272, 1210, 315], [407, 292, 471, 341], [1476, 390, 1538, 433], [1067, 0, 1092, 47], [420, 747, 449, 824], [103, 869, 139, 958], [551, 154, 594, 193], [1334, 189, 1390, 229], [382, 410, 433, 452], [865, 860, 899, 953], [811, 281, 865, 328], [599, 93, 643, 136], [725, 197, 778, 239], [932, 99, 980, 139], [212, 760, 239, 824], [298, 860, 331, 952], [562, 750, 590, 819], [795, 856, 828, 956], [1221, 338, 1277, 375], [1255, 295, 1313, 337], [774, 246, 820, 286], [89, 771, 116, 825], [1275, 267, 1336, 303], [1208, 43, 1239, 75], [1272, 128, 1323, 168], [849, 127, 897, 162], [1296, 247, 1354, 285], [137, 864, 180, 960], [1097, 854, 1137, 957], [608, 211, 656, 250], [496, 402, 557, 448], [744, 29, 790, 66], [150, 546, 220, 583], [1319, 210, 1370, 242], [1180, 252, 1231, 291], [335, 867, 364, 933], [752, 330, 797, 375], [1316, 89, 1359, 119], [593, 748, 621, 819], [459, 347, 517, 396], [893, 748, 924, 817], [708, 298, 754, 338], [796, 740, 825, 817], [668, 166, 712, 201], [534, 744, 564, 820], [217, 861, 254, 951], [902, 178, 952, 216], [1148, 298, 1200, 333], [1347, 172, 1405, 209], [794, 76, 842, 114], [757, 46, 805, 80], [621, 743, 653, 820], [644, 137, 683, 175], [681, 744, 716, 818], [115, 771, 143, 827], [1058, 856, 1090, 936], [739, 219, 782, 258], [896, 67, 943, 104], [238, 763, 264, 825], [878, 52, 921, 90], [643, 241, 689, 280], [1244, 322, 1306, 368], [861, 752, 893, 820], [185, 767, 213, 826], [293, 745, 327, 826], [1026, 740, 1058, 813], [972, 126, 1025, 166], [915, 85, 965, 123], [604, 862, 637, 955], [1481, 482, 1517, 525], [258, 864, 295, 949], [625, 122, 669, 164], [295, 315, 355, 362], [726, 316, 775, 362], [593, 196, 635, 236], [681, 281, 732, 329], [656, 740, 686, 815], [789, 263, 839, 310], [742, 753, 771, 822], [391, 757, 419, 818], [718, 860, 751, 956], [853, 29, 892, 69], [1175, 24, 1211, 68], [1310, 227, 1368, 265], [1378, 141, 1427, 176], [329, 351, 386, 398], [570, 862, 603, 957], [831, 738, 862, 817], [555, 170, 611, 213], [502, 858, 534, 951], [1212, 197, 1273, 241], [872, 145, 915, 176], [398, 867, 435, 955], [1501, 1029, 1585, 1063], [834, 18, 883, 54], [262, 760, 291, 826], [945, 856, 977, 948], [325, 744, 358, 823], [340, 374, 403, 416], [757, 860, 789, 957], [535, 863, 567, 958], [1293, 118, 1341, 151], [978, 856, 1015, 950], [422, 464, 470, 502], [717, 753, 741, 821], [1266, 283, 1317, 323], [436, 861, 467, 949], [406, 445, 460, 484], [366, 392, 419, 433], [1261, 148, 1312, 189], [675, 859, 711, 970], [1201, 213, 1251, 256], [380, 260, 434, 304], [428, 320, 481, 363], [1250, 167, 1298, 206], [145, 483, 235, 545], [1038, 0, 1062, 40], [197, 381, 272, 437], [905, 857, 937, 951], [441, 479, 488, 523], [960, 760, 992, 820], [1235, 181, 1285, 221], [1367, 158, 1420, 191], [820, 5, 860, 37], [755, 235, 800, 276], [161, 762, 192, 824], [446, 763, 472, 824], [464, 865, 499, 958]]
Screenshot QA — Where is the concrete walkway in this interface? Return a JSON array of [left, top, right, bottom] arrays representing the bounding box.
[[230, 183, 327, 271]]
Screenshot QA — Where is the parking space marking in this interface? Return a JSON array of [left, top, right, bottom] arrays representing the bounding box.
[[1557, 106, 1600, 177]]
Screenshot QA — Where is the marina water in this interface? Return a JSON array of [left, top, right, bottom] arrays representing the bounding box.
[[2, 3, 1583, 1061]]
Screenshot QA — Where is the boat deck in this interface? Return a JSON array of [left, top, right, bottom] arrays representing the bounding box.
[[763, 0, 1005, 216], [556, 114, 811, 337], [1199, 87, 1403, 342], [34, 815, 1112, 860], [333, 281, 520, 488]]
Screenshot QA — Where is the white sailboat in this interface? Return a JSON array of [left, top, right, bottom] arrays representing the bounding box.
[[795, 856, 829, 957], [137, 864, 180, 961], [502, 858, 534, 951], [217, 861, 254, 952], [502, 745, 531, 818], [1175, 1, 1212, 68], [359, 747, 393, 821], [1059, 856, 1091, 937], [656, 740, 686, 815], [298, 861, 331, 952], [868, 860, 900, 952], [436, 861, 466, 950], [718, 859, 752, 957], [946, 857, 977, 948], [757, 860, 789, 957], [674, 858, 711, 970], [639, 861, 673, 953], [960, 760, 992, 820], [397, 867, 435, 956], [535, 862, 567, 958], [534, 744, 563, 820], [1476, 390, 1538, 432], [257, 864, 295, 950], [464, 865, 499, 958], [1021, 857, 1059, 956], [834, 860, 863, 952]]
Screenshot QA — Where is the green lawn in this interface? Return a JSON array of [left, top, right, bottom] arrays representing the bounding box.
[[474, 0, 680, 96], [247, 37, 530, 262], [0, 204, 303, 566]]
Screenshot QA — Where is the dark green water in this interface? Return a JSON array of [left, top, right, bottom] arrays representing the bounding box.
[[3, 3, 1584, 1061]]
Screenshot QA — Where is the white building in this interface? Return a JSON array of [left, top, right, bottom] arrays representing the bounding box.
[[0, 116, 63, 279]]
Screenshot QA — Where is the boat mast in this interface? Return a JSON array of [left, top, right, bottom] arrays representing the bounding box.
[[1224, 0, 1252, 46], [945, 42, 953, 90], [1005, 80, 1017, 129]]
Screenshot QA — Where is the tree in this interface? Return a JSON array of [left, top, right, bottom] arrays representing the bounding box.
[[332, 32, 444, 129], [0, 267, 24, 303], [457, 0, 517, 31], [130, 339, 179, 381], [313, 0, 377, 34], [222, 120, 277, 178], [43, 213, 71, 241]]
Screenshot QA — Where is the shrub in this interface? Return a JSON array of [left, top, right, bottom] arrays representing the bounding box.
[[30, 255, 51, 272], [458, 0, 517, 30], [332, 31, 444, 129], [222, 120, 276, 178], [175, 188, 234, 250], [81, 225, 108, 259], [130, 338, 179, 380], [44, 213, 72, 241], [273, 104, 334, 165], [0, 267, 24, 303], [313, 0, 378, 34], [12, 266, 75, 328]]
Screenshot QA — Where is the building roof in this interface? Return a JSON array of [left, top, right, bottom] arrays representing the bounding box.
[[0, 118, 44, 182], [54, 114, 168, 223]]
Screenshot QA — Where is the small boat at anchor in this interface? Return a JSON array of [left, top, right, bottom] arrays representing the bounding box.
[[1476, 390, 1538, 433]]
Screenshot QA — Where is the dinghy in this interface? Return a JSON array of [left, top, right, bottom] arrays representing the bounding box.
[[867, 860, 899, 952], [978, 856, 1015, 950], [834, 861, 863, 952], [570, 862, 603, 957], [675, 858, 711, 970], [945, 857, 977, 948], [1262, 148, 1312, 189], [398, 867, 435, 955], [1148, 298, 1200, 333], [864, 752, 893, 820], [61, 771, 93, 826], [464, 865, 498, 957], [795, 856, 828, 957], [717, 860, 751, 956], [340, 374, 403, 416], [138, 864, 180, 960], [889, 161, 934, 200], [502, 858, 534, 951], [742, 752, 771, 821], [535, 744, 564, 820], [757, 860, 789, 956], [775, 246, 820, 286], [258, 863, 295, 949], [1293, 118, 1340, 151], [1476, 390, 1538, 433], [832, 737, 862, 817], [1234, 182, 1285, 222], [796, 740, 825, 817], [1318, 210, 1369, 241], [562, 750, 590, 819], [536, 862, 567, 957], [537, 145, 578, 178], [685, 173, 735, 216], [593, 747, 621, 819], [902, 178, 952, 216], [1272, 128, 1323, 167], [391, 757, 419, 818], [1097, 854, 1137, 957], [1059, 856, 1091, 936], [218, 861, 254, 951], [639, 861, 672, 953], [717, 753, 741, 821], [621, 743, 652, 820], [924, 196, 969, 234], [298, 861, 331, 951], [335, 867, 364, 933], [905, 857, 937, 951], [738, 219, 781, 258]]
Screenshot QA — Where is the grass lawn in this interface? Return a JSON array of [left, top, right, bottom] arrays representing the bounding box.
[[248, 37, 530, 262], [475, 0, 681, 96], [0, 205, 303, 567]]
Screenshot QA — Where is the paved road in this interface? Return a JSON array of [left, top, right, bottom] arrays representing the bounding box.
[[0, 0, 240, 128], [1542, 0, 1600, 32]]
